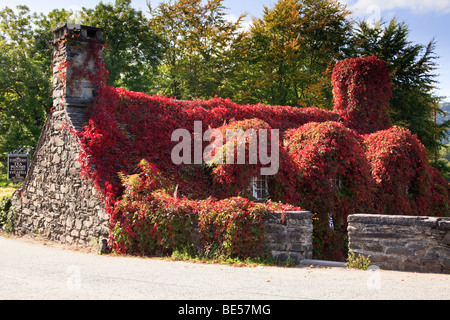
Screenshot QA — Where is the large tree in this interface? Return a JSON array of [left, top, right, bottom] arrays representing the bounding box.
[[0, 1, 163, 175], [148, 0, 246, 100], [239, 0, 351, 108], [81, 0, 163, 93], [0, 6, 69, 167]]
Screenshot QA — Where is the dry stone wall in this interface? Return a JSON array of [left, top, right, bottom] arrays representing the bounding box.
[[264, 211, 313, 263], [348, 214, 450, 274], [188, 211, 313, 263]]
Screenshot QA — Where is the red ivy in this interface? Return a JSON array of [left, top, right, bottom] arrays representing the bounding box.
[[61, 42, 449, 261], [332, 56, 393, 134], [364, 126, 448, 216], [280, 121, 374, 261], [111, 160, 302, 258], [209, 118, 281, 199]]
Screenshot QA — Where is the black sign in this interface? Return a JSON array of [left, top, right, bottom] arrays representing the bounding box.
[[7, 154, 30, 182]]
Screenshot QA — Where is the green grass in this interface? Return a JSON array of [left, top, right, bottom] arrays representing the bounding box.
[[0, 187, 14, 234], [0, 173, 18, 197], [0, 188, 15, 197], [0, 179, 17, 197]]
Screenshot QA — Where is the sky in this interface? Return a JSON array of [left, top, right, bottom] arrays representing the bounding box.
[[1, 0, 450, 102]]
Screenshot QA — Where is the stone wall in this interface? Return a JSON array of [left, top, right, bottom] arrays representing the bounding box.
[[264, 211, 313, 263], [11, 110, 109, 248], [348, 214, 450, 274], [10, 24, 109, 251]]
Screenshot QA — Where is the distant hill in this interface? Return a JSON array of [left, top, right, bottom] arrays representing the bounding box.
[[438, 102, 450, 124], [438, 102, 450, 143]]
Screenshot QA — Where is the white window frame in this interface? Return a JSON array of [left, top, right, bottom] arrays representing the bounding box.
[[329, 175, 343, 190], [250, 175, 269, 200]]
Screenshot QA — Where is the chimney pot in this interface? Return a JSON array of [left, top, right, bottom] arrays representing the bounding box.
[[52, 23, 104, 44]]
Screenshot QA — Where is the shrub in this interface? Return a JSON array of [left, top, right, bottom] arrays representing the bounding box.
[[346, 251, 372, 270], [111, 160, 303, 259], [364, 126, 434, 216], [110, 160, 193, 255], [0, 193, 14, 233]]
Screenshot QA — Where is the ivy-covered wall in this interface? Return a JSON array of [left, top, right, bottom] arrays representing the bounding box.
[[10, 24, 450, 261]]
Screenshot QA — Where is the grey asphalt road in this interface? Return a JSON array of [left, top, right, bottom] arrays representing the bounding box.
[[0, 235, 449, 300]]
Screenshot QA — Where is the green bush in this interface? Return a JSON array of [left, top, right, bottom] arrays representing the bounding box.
[[346, 250, 371, 270], [0, 193, 14, 233]]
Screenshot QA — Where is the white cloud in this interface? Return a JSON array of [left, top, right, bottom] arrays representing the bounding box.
[[67, 5, 83, 24], [342, 0, 450, 17], [224, 14, 252, 32]]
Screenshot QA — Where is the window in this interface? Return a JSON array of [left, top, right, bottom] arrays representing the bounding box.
[[250, 175, 269, 200], [329, 175, 343, 190]]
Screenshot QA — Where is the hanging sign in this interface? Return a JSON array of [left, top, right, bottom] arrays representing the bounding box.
[[7, 154, 30, 182]]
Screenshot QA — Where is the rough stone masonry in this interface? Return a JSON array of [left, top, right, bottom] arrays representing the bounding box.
[[348, 214, 450, 274], [11, 24, 110, 249]]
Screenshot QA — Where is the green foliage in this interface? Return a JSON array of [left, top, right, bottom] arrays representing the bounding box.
[[81, 0, 163, 93], [0, 165, 12, 187], [346, 251, 371, 270], [436, 144, 450, 181], [170, 244, 282, 267], [238, 0, 351, 108], [0, 193, 14, 233], [0, 5, 57, 168], [148, 0, 245, 100], [0, 2, 162, 167]]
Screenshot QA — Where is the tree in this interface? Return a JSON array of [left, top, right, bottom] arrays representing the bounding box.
[[347, 18, 450, 159], [241, 0, 351, 108], [148, 0, 246, 100], [0, 6, 66, 170], [81, 0, 163, 93], [0, 2, 164, 177]]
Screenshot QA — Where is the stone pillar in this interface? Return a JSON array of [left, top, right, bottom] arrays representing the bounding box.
[[264, 211, 313, 263], [52, 24, 103, 107], [51, 24, 104, 130]]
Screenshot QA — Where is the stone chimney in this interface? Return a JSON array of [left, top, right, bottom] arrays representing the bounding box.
[[10, 24, 110, 251], [50, 24, 104, 129]]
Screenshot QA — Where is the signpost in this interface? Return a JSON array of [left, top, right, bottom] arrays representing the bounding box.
[[7, 154, 30, 183]]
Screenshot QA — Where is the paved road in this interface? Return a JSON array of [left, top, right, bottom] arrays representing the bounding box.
[[0, 236, 449, 300]]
